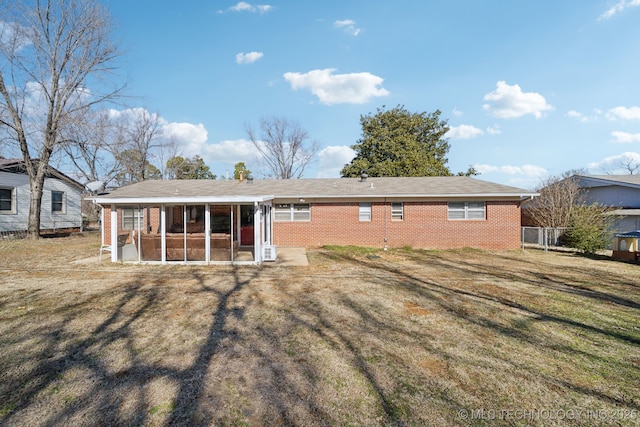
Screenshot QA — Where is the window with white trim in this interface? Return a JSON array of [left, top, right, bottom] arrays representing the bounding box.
[[359, 202, 371, 222], [122, 207, 142, 230], [0, 187, 16, 214], [448, 201, 486, 220], [51, 191, 65, 214], [274, 203, 310, 222], [391, 202, 404, 221]]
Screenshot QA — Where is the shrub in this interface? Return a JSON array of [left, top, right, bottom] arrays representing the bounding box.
[[564, 204, 613, 254]]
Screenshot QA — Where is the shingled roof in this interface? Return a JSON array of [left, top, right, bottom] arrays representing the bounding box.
[[92, 176, 536, 203], [0, 158, 83, 189], [579, 175, 640, 188]]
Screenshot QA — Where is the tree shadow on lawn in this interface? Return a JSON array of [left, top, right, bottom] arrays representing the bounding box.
[[2, 250, 639, 426], [317, 250, 640, 410], [2, 264, 393, 426], [0, 266, 269, 426]]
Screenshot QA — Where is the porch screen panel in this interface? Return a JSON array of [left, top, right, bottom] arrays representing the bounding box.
[[211, 205, 233, 261], [165, 205, 186, 261], [186, 205, 206, 261]]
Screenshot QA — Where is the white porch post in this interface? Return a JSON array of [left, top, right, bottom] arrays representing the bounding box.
[[205, 204, 211, 263], [160, 205, 166, 263], [254, 202, 261, 263], [110, 206, 118, 262]]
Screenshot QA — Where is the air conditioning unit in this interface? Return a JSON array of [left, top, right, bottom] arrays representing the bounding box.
[[262, 245, 277, 261]]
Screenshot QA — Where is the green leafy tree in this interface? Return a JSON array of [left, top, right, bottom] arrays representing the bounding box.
[[166, 155, 215, 180], [564, 204, 614, 254], [234, 162, 251, 180], [341, 105, 452, 177], [114, 149, 161, 185]]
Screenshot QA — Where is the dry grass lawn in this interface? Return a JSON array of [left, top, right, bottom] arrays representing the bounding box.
[[0, 232, 639, 426]]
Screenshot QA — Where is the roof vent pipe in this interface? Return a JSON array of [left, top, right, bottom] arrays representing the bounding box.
[[360, 172, 368, 182]]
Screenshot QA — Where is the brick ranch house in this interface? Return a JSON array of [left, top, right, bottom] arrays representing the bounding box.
[[90, 176, 537, 264]]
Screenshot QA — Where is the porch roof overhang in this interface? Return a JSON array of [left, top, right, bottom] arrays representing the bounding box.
[[88, 195, 274, 205]]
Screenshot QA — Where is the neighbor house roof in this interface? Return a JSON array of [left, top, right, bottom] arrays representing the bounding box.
[[577, 175, 640, 189], [0, 158, 84, 190], [90, 176, 537, 204]]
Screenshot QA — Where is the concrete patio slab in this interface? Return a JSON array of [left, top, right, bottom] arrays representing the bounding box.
[[270, 247, 308, 266]]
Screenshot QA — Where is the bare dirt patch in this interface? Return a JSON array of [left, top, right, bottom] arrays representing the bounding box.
[[0, 233, 639, 426]]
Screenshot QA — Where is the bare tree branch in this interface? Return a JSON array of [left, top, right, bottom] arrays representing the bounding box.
[[245, 116, 319, 179], [0, 0, 125, 238], [523, 172, 585, 228]]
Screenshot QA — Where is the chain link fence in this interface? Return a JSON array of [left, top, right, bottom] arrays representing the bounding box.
[[521, 227, 569, 251]]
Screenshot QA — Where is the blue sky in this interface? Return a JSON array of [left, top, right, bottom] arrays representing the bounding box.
[[103, 0, 640, 189]]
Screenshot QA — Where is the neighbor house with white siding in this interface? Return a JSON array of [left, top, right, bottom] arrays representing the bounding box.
[[0, 158, 84, 234], [575, 175, 640, 234]]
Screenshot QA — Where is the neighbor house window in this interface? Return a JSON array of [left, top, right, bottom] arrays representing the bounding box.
[[51, 191, 65, 214], [122, 207, 142, 230], [274, 203, 310, 222], [359, 202, 372, 222], [448, 201, 486, 220], [391, 202, 404, 221], [0, 187, 16, 214]]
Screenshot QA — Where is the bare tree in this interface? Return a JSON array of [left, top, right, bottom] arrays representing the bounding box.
[[111, 108, 164, 185], [602, 155, 640, 175], [245, 116, 319, 179], [60, 108, 120, 189], [523, 171, 585, 228], [0, 0, 124, 238], [157, 134, 183, 179]]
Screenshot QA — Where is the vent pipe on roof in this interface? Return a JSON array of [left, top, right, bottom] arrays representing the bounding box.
[[360, 172, 368, 182]]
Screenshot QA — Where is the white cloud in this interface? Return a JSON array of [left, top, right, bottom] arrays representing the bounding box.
[[474, 163, 547, 177], [473, 163, 547, 189], [236, 51, 264, 64], [445, 124, 484, 140], [452, 108, 463, 117], [163, 122, 208, 148], [587, 151, 640, 172], [0, 21, 32, 52], [486, 125, 502, 135], [334, 19, 361, 36], [200, 138, 257, 161], [316, 145, 355, 177], [566, 109, 601, 122], [482, 81, 553, 119], [283, 68, 389, 105], [220, 2, 273, 14], [599, 0, 640, 20], [108, 106, 209, 155], [611, 131, 640, 143], [606, 106, 640, 121]]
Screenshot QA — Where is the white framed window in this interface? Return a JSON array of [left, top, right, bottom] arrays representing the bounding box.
[[122, 207, 142, 230], [391, 202, 404, 221], [359, 202, 371, 222], [51, 191, 65, 214], [448, 201, 486, 220], [0, 187, 16, 214], [274, 203, 310, 222]]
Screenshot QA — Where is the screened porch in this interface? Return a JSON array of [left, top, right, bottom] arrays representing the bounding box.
[[105, 199, 273, 264]]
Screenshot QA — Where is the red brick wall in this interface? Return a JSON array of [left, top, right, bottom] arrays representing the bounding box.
[[102, 205, 161, 245], [273, 201, 522, 250], [103, 206, 112, 245], [104, 201, 522, 250]]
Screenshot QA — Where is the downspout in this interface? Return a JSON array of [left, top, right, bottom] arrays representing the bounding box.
[[384, 198, 388, 251]]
